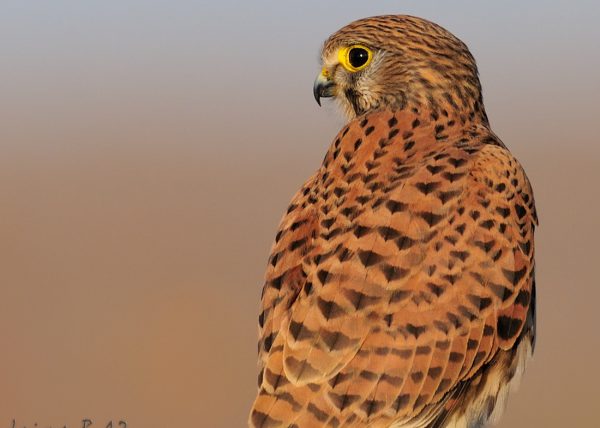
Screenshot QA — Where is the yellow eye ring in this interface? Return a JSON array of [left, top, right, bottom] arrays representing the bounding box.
[[338, 45, 373, 73]]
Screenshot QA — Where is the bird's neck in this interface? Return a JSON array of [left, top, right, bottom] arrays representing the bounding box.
[[320, 106, 494, 185], [397, 87, 489, 128], [348, 92, 489, 129], [353, 96, 490, 137]]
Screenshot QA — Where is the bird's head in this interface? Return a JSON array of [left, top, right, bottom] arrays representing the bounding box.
[[314, 15, 487, 123]]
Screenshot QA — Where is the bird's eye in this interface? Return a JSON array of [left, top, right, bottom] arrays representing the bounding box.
[[349, 48, 369, 68], [338, 45, 372, 72]]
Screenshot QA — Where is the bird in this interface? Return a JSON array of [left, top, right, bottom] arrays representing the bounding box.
[[249, 15, 537, 428]]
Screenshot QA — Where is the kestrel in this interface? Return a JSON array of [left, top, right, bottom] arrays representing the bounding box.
[[250, 15, 537, 428]]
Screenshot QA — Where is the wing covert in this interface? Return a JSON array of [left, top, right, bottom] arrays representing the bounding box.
[[253, 111, 536, 426]]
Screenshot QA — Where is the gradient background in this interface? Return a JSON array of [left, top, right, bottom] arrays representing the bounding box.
[[1, 1, 599, 427]]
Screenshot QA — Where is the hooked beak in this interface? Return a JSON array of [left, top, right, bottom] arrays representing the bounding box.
[[313, 68, 336, 106]]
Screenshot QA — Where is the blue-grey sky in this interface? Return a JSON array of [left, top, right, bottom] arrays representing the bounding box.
[[1, 0, 599, 157]]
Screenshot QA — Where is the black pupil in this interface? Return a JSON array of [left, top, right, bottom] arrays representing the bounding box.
[[348, 48, 369, 68]]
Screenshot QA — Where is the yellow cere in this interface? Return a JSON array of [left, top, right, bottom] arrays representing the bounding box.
[[337, 44, 373, 73]]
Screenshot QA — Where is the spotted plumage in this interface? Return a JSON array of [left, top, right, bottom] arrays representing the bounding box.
[[250, 15, 536, 428]]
